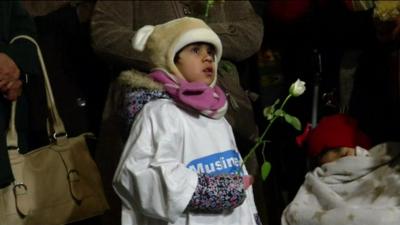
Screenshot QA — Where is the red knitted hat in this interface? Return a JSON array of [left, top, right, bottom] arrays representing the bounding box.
[[304, 114, 372, 158]]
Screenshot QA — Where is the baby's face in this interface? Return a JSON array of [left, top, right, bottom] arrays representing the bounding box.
[[319, 147, 356, 165], [175, 43, 216, 85]]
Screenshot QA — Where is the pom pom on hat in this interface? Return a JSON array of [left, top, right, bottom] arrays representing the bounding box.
[[132, 25, 155, 51], [303, 114, 372, 158]]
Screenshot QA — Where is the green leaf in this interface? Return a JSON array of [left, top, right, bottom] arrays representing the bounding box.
[[284, 114, 302, 131], [261, 161, 272, 181]]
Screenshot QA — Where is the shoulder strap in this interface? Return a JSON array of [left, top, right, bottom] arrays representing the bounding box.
[[7, 35, 67, 150]]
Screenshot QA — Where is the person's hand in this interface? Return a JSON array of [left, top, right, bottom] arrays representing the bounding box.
[[2, 79, 22, 101], [0, 53, 22, 100], [243, 175, 254, 190]]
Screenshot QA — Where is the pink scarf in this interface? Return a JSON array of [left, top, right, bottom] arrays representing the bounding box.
[[150, 70, 227, 119]]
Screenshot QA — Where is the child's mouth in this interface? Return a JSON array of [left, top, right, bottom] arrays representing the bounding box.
[[203, 67, 213, 75]]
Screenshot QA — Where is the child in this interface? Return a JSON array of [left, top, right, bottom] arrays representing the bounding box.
[[113, 17, 261, 225], [298, 113, 372, 165], [282, 114, 400, 225]]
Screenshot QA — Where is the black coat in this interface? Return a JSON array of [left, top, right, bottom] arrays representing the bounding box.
[[24, 4, 109, 151], [0, 1, 38, 188]]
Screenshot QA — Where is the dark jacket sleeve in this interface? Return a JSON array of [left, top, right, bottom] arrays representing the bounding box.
[[90, 1, 263, 69], [206, 1, 264, 62], [90, 1, 150, 71], [0, 1, 39, 76]]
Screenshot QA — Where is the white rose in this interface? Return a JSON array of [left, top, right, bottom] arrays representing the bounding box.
[[289, 79, 306, 97]]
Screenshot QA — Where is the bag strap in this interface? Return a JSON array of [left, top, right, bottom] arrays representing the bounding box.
[[6, 102, 18, 150], [7, 35, 67, 149]]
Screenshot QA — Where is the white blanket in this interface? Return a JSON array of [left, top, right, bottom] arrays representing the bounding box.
[[282, 142, 400, 225]]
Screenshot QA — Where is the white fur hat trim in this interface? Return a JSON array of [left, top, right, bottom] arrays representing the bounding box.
[[132, 25, 155, 52], [171, 28, 222, 63]]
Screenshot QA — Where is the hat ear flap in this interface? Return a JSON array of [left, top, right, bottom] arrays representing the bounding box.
[[132, 25, 155, 51]]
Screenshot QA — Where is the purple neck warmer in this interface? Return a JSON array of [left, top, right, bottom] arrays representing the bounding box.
[[150, 70, 227, 119]]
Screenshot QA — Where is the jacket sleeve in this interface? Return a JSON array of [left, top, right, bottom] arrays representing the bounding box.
[[90, 1, 151, 71], [0, 1, 39, 76], [208, 0, 264, 61], [90, 1, 263, 68], [187, 173, 246, 212], [113, 102, 198, 223]]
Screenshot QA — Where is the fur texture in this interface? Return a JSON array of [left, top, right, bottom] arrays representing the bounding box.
[[118, 69, 164, 91]]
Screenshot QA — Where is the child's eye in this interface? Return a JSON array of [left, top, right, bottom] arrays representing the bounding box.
[[207, 47, 214, 55], [191, 46, 200, 54]]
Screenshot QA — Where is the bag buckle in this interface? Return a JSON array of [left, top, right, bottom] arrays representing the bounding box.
[[49, 132, 68, 143], [13, 183, 28, 195]]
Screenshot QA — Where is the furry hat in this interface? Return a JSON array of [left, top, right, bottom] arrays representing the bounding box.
[[299, 114, 372, 158], [131, 17, 222, 86]]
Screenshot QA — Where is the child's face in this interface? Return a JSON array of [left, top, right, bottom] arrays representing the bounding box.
[[318, 147, 356, 165], [175, 43, 216, 85]]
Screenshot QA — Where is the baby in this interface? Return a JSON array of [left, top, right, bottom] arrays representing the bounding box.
[[299, 113, 372, 165]]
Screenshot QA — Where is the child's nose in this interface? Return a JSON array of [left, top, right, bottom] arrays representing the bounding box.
[[202, 51, 213, 62]]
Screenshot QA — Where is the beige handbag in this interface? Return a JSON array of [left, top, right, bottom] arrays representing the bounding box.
[[0, 35, 109, 225]]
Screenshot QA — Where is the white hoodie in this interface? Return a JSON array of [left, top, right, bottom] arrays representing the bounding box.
[[113, 99, 259, 225]]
